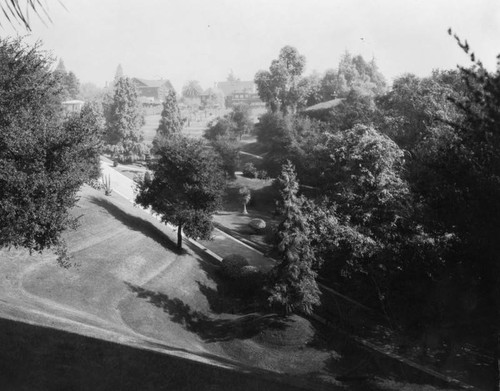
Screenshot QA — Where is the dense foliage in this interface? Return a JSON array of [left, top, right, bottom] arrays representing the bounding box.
[[103, 76, 146, 162], [255, 46, 307, 114], [268, 161, 320, 315], [154, 89, 183, 151], [135, 135, 225, 249], [0, 38, 102, 254], [54, 59, 80, 100], [204, 104, 253, 141], [256, 42, 499, 333]]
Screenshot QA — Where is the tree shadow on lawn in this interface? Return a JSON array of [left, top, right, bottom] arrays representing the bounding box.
[[125, 282, 288, 343], [89, 196, 183, 255]]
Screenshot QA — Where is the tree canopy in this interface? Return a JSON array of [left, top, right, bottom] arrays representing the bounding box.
[[0, 38, 102, 255], [135, 135, 226, 249], [182, 80, 203, 99], [54, 59, 80, 100], [255, 46, 307, 114]]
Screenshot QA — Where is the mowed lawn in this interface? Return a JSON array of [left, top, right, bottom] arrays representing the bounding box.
[[141, 114, 212, 143], [0, 186, 459, 391], [0, 186, 339, 390]]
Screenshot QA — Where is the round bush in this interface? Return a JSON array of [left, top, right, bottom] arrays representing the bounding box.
[[240, 265, 259, 276], [249, 218, 266, 233], [221, 254, 249, 279]]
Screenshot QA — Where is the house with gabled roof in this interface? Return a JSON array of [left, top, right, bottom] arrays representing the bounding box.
[[215, 80, 264, 108], [131, 78, 174, 102]]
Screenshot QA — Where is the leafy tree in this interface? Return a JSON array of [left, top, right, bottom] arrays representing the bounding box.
[[408, 33, 500, 328], [135, 135, 225, 250], [79, 101, 105, 178], [204, 117, 236, 141], [336, 52, 386, 97], [316, 53, 386, 101], [156, 89, 183, 139], [255, 46, 307, 114], [65, 71, 80, 99], [103, 76, 145, 159], [268, 161, 320, 315], [0, 38, 102, 255], [54, 59, 80, 100], [210, 137, 240, 179], [299, 71, 323, 107], [204, 104, 253, 141], [376, 71, 463, 152], [228, 104, 253, 138], [326, 87, 377, 130], [319, 69, 338, 101], [182, 80, 203, 99], [255, 112, 325, 179]]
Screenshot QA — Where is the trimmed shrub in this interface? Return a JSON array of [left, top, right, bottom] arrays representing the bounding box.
[[221, 254, 249, 280], [249, 218, 266, 233]]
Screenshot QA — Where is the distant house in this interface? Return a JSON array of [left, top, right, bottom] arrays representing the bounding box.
[[62, 100, 84, 116], [131, 78, 174, 102], [215, 80, 264, 108]]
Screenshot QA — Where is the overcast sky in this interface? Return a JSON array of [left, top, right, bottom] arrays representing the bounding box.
[[4, 0, 499, 91]]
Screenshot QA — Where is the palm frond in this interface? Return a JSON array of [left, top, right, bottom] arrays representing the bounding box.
[[0, 0, 62, 31]]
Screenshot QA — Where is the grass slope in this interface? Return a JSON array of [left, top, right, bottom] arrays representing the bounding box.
[[0, 186, 458, 390]]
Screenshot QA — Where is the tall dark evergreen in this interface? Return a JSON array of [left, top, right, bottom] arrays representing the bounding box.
[[156, 90, 183, 138], [268, 161, 320, 315], [104, 77, 144, 146]]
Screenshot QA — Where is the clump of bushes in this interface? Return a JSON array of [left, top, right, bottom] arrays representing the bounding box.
[[220, 254, 264, 297], [87, 178, 104, 190], [221, 254, 249, 280], [256, 169, 269, 180], [242, 162, 257, 178]]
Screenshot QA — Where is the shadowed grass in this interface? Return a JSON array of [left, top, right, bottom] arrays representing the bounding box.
[[89, 196, 183, 255], [0, 316, 313, 391], [125, 282, 288, 343]]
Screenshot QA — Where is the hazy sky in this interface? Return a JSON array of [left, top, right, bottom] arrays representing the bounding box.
[[4, 0, 499, 91]]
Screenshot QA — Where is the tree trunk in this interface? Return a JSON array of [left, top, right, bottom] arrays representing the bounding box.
[[177, 224, 183, 250], [242, 203, 248, 214]]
